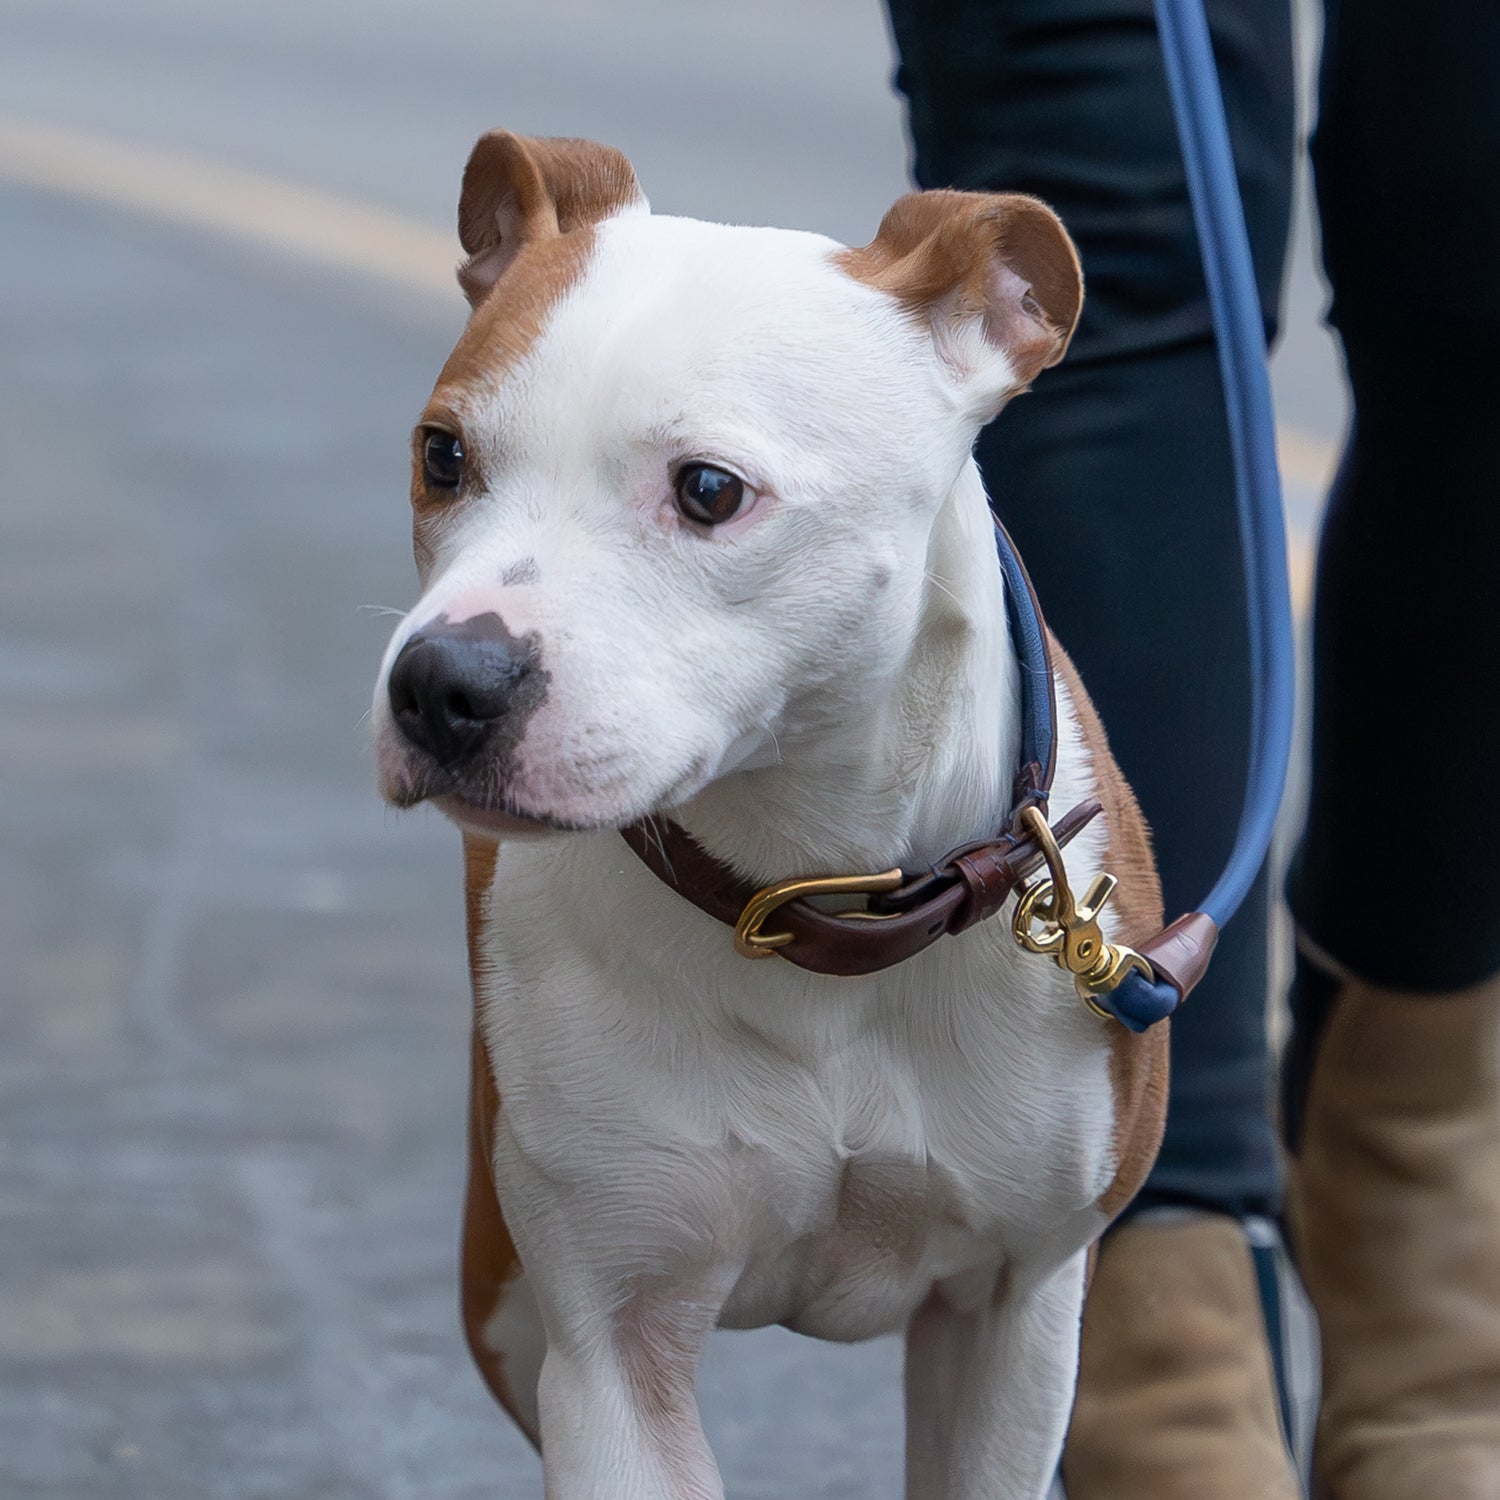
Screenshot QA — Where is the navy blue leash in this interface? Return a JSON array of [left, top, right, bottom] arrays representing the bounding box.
[[1006, 0, 1296, 1032], [1155, 0, 1296, 930]]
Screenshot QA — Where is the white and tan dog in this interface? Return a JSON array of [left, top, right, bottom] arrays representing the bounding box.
[[371, 132, 1167, 1500]]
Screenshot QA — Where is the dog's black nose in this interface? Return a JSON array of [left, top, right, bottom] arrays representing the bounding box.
[[387, 615, 542, 766]]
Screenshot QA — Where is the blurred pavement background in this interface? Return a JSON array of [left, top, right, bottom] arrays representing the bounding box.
[[0, 3, 1344, 1496]]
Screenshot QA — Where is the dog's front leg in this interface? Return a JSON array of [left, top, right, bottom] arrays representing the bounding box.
[[532, 1270, 732, 1500], [904, 1250, 1089, 1500]]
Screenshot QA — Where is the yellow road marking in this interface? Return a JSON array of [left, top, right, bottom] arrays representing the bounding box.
[[1277, 425, 1337, 493], [1286, 527, 1316, 616], [1277, 431, 1335, 613], [0, 117, 456, 297], [0, 116, 1332, 601]]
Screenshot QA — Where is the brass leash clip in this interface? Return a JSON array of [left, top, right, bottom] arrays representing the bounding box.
[[1010, 805, 1152, 1018]]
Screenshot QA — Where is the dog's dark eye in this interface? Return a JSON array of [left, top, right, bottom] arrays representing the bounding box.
[[422, 429, 465, 490], [674, 463, 746, 526]]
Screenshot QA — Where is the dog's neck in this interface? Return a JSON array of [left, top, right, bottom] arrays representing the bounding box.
[[675, 460, 1020, 885]]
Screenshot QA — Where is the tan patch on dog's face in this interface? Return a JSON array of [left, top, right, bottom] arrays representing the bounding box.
[[411, 229, 599, 571], [444, 229, 599, 387], [409, 132, 645, 574], [1049, 636, 1169, 1221]]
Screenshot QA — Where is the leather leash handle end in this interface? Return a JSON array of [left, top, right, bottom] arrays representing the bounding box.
[[1091, 911, 1219, 1032]]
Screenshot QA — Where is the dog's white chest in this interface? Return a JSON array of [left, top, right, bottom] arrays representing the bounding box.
[[475, 835, 1116, 1343]]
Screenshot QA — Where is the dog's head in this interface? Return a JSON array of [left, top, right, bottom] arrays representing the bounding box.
[[371, 132, 1081, 839]]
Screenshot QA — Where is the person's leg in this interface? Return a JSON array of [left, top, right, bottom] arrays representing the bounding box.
[[1283, 2, 1500, 1493], [1284, 0, 1500, 1041], [885, 1, 1298, 1492]]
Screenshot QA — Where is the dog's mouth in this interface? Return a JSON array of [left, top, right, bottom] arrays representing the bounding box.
[[383, 756, 583, 832], [431, 792, 589, 838], [378, 741, 617, 837]]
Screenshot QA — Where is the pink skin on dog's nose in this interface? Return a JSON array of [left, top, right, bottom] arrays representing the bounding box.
[[420, 587, 521, 630]]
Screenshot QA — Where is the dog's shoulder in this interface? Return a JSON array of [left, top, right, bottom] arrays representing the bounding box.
[[1048, 631, 1169, 1219]]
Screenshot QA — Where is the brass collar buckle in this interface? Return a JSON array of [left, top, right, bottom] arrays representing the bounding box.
[[734, 868, 905, 959], [1010, 806, 1151, 1019]]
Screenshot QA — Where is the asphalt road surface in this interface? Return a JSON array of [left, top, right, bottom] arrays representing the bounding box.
[[0, 3, 1343, 1497]]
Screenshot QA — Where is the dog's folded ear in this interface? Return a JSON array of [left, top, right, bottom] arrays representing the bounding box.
[[839, 190, 1083, 416], [457, 132, 646, 308]]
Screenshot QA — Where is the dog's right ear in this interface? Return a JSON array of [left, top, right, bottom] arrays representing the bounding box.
[[457, 132, 646, 309], [839, 189, 1083, 418]]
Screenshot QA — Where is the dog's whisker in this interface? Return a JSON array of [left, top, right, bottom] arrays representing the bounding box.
[[923, 570, 963, 608], [358, 603, 409, 618], [641, 812, 664, 862], [645, 812, 677, 882]]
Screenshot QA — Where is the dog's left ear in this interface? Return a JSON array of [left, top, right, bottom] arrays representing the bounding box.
[[457, 132, 646, 308], [839, 190, 1083, 416]]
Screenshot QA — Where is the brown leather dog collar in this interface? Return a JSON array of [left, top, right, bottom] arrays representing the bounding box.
[[620, 796, 1103, 979]]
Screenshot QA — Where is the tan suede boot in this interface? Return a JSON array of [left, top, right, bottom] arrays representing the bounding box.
[[1062, 1214, 1303, 1499], [1286, 974, 1500, 1499]]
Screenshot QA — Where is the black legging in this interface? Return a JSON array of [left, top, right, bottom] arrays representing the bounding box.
[[890, 0, 1500, 1215], [1289, 0, 1500, 992]]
